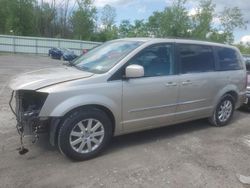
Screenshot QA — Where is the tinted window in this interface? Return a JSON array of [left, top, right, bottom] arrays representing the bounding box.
[[128, 44, 174, 77], [217, 47, 241, 70], [179, 44, 215, 74]]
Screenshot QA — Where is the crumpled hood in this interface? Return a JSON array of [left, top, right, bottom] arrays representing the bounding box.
[[9, 66, 94, 90]]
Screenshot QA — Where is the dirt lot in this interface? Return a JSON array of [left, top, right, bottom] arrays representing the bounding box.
[[0, 54, 250, 188]]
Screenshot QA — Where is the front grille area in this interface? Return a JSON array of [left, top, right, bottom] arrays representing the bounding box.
[[13, 90, 49, 135]]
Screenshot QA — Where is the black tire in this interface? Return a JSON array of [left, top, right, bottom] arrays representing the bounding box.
[[58, 108, 113, 161], [209, 94, 235, 127]]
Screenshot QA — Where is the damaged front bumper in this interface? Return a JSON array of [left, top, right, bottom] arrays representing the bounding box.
[[9, 90, 49, 139]]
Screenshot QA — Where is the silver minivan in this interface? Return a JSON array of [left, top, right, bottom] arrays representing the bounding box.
[[9, 38, 247, 160]]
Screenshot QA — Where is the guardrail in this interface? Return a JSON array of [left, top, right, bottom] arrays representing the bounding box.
[[0, 35, 101, 55]]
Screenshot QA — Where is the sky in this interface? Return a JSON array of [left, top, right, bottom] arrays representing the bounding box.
[[44, 0, 250, 43], [93, 0, 250, 43]]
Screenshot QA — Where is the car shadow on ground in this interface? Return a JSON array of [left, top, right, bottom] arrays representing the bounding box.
[[106, 110, 244, 155], [238, 108, 250, 114], [107, 119, 211, 154]]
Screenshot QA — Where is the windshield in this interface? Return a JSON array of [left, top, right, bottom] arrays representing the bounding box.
[[72, 40, 143, 73]]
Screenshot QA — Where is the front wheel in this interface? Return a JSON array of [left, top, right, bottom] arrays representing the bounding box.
[[209, 95, 235, 127], [58, 108, 113, 161]]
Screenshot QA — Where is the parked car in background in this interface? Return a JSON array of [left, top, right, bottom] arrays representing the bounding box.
[[48, 47, 64, 59], [9, 38, 247, 161], [242, 55, 250, 111], [62, 49, 78, 61], [48, 48, 57, 56], [48, 47, 78, 61]]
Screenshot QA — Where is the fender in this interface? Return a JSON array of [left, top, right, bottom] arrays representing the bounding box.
[[40, 94, 119, 117], [39, 94, 121, 131], [212, 84, 240, 111]]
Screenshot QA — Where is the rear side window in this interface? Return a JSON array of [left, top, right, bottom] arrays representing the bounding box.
[[179, 44, 215, 74], [216, 47, 242, 70]]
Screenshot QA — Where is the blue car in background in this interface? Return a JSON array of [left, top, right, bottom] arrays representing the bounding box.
[[48, 47, 63, 59], [62, 49, 78, 61], [48, 48, 78, 61]]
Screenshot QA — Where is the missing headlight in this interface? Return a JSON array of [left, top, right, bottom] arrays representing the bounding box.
[[16, 90, 48, 113]]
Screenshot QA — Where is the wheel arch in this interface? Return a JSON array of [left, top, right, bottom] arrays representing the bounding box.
[[213, 85, 239, 107], [224, 90, 238, 103], [49, 104, 116, 147]]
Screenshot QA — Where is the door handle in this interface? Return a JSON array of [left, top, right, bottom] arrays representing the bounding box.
[[165, 82, 177, 87], [182, 80, 192, 85]]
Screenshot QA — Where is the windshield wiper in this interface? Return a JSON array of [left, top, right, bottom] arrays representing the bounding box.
[[64, 61, 91, 72]]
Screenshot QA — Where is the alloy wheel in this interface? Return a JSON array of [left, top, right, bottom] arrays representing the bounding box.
[[69, 119, 105, 154], [218, 100, 233, 122]]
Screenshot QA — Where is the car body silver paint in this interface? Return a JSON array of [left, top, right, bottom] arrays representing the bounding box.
[[9, 66, 94, 90], [9, 38, 247, 136]]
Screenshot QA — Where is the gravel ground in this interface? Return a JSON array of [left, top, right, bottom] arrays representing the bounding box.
[[0, 54, 250, 188]]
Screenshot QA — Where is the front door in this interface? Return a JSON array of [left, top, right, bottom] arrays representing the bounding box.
[[122, 43, 179, 132]]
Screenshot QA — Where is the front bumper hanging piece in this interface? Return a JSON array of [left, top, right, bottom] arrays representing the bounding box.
[[9, 91, 29, 155]]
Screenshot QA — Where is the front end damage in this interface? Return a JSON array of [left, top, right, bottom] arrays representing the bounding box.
[[9, 90, 49, 154]]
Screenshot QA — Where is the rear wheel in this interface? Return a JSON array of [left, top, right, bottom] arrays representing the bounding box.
[[58, 108, 113, 161], [209, 94, 235, 127]]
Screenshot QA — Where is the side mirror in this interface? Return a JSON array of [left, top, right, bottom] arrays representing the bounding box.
[[125, 64, 144, 78]]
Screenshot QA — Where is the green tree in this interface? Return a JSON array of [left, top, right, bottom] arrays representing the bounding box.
[[148, 11, 163, 37], [0, 0, 8, 33], [94, 4, 118, 41], [101, 4, 116, 30], [234, 43, 250, 54], [70, 0, 97, 40], [34, 2, 57, 37], [0, 0, 36, 35], [219, 7, 247, 43], [132, 20, 148, 37], [148, 0, 191, 38], [191, 0, 215, 40], [205, 30, 229, 43], [16, 0, 36, 35], [92, 26, 118, 42], [118, 20, 134, 37], [161, 0, 191, 37], [118, 19, 148, 38]]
